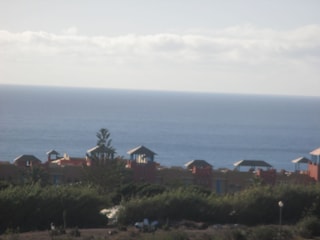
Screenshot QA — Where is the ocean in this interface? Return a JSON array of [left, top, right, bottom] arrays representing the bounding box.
[[0, 85, 319, 171]]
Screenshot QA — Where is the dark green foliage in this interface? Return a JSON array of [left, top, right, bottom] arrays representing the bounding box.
[[96, 128, 114, 151], [118, 183, 167, 201], [3, 227, 20, 240], [0, 181, 12, 190], [274, 184, 317, 223], [20, 166, 49, 186], [246, 225, 293, 240], [211, 228, 247, 240], [296, 215, 320, 238], [232, 186, 277, 225], [82, 159, 128, 195], [0, 184, 109, 233], [230, 228, 247, 240], [117, 184, 320, 227], [163, 230, 189, 240], [2, 179, 320, 234], [68, 227, 81, 237], [117, 187, 213, 224], [247, 225, 278, 240]]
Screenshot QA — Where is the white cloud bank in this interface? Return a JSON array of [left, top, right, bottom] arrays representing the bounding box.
[[1, 25, 320, 96]]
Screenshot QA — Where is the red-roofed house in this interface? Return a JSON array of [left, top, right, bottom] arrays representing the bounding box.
[[50, 153, 89, 167]]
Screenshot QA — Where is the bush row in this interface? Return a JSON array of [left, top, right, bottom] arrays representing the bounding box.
[[118, 184, 320, 226], [2, 183, 320, 234], [0, 184, 109, 233]]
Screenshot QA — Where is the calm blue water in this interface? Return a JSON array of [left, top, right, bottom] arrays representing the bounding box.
[[0, 85, 319, 170]]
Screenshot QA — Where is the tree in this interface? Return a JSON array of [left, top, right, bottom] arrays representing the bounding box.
[[82, 157, 130, 198], [96, 128, 112, 147], [83, 128, 130, 197], [20, 166, 49, 186], [88, 128, 116, 162]]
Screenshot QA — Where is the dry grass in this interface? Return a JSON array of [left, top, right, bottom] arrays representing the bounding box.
[[0, 227, 217, 240], [1, 225, 320, 240]]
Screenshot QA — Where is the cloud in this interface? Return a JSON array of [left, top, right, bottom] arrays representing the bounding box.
[[62, 27, 78, 35], [1, 25, 320, 65], [1, 25, 320, 96]]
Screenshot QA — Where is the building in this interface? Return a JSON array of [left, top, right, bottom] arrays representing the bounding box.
[[126, 145, 158, 183], [86, 144, 115, 166], [292, 157, 311, 172], [308, 147, 320, 181], [50, 154, 89, 167], [1, 146, 320, 193], [185, 160, 213, 189], [156, 166, 194, 186], [14, 155, 42, 168], [212, 169, 254, 194], [47, 150, 60, 162]]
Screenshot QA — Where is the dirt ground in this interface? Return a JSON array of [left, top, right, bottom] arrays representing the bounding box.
[[0, 226, 218, 240], [1, 224, 313, 240]]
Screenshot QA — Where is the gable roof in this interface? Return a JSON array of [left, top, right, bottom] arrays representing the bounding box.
[[185, 159, 212, 169], [292, 157, 311, 164], [310, 147, 320, 156], [87, 144, 115, 154], [46, 150, 60, 155], [233, 160, 272, 168], [127, 145, 156, 156], [14, 155, 41, 164]]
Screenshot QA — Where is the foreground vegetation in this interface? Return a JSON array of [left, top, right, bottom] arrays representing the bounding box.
[[3, 130, 320, 239], [118, 183, 320, 226], [1, 182, 320, 239], [0, 184, 112, 233]]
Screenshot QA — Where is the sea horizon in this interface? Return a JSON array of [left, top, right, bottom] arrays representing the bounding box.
[[2, 83, 320, 99]]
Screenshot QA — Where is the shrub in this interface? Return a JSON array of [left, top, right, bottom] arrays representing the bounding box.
[[247, 225, 293, 240], [3, 228, 20, 240], [296, 215, 320, 238], [230, 228, 247, 240], [210, 228, 246, 240], [68, 227, 81, 237], [117, 187, 213, 224], [247, 225, 278, 240], [0, 184, 110, 232], [164, 230, 189, 240]]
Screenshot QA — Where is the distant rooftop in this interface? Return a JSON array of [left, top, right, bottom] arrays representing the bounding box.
[[127, 145, 157, 156], [46, 150, 60, 155], [87, 144, 115, 154], [234, 160, 272, 168], [185, 159, 212, 169], [310, 147, 320, 156], [292, 157, 311, 164], [14, 155, 41, 163]]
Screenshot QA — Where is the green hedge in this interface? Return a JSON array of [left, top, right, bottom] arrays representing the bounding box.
[[118, 184, 320, 225], [0, 184, 109, 232], [2, 183, 320, 232]]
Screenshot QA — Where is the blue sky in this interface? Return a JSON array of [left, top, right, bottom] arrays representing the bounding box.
[[1, 0, 320, 96]]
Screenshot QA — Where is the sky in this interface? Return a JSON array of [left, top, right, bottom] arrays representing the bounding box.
[[0, 0, 320, 96]]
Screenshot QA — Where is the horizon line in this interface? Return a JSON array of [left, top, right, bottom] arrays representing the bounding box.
[[1, 83, 320, 99]]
